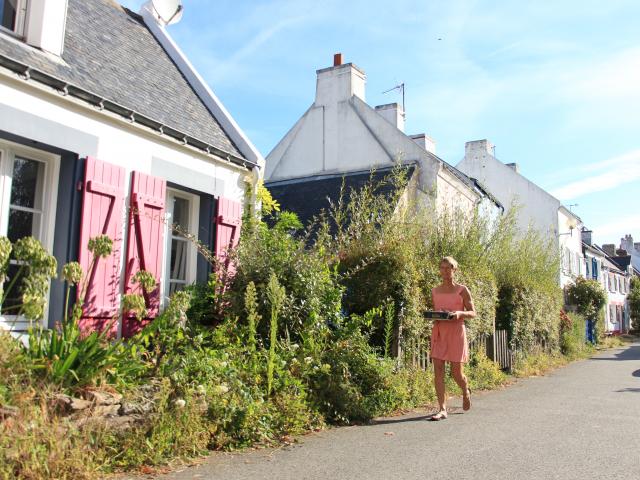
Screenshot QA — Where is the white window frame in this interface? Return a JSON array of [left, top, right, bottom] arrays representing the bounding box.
[[161, 188, 199, 307], [0, 0, 29, 38], [0, 139, 60, 331]]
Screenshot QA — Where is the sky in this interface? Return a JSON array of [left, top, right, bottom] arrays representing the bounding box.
[[123, 0, 639, 247]]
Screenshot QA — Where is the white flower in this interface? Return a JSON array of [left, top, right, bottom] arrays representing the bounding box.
[[174, 398, 186, 408], [304, 356, 313, 364], [291, 343, 300, 350], [196, 385, 206, 395], [214, 384, 230, 395], [219, 361, 228, 368]]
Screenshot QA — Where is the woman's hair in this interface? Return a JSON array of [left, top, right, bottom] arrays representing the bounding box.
[[440, 256, 459, 270]]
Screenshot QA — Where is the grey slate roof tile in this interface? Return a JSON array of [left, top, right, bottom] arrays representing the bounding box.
[[266, 164, 416, 229], [0, 0, 243, 159]]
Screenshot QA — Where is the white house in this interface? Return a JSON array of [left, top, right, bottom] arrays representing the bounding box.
[[619, 234, 640, 272], [581, 230, 629, 335], [0, 0, 264, 337], [265, 55, 501, 221], [558, 206, 585, 289], [457, 139, 584, 288]]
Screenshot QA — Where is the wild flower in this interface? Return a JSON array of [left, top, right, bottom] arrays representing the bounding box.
[[174, 398, 186, 408], [122, 294, 147, 320], [87, 235, 113, 259], [132, 270, 156, 294], [61, 262, 83, 285]]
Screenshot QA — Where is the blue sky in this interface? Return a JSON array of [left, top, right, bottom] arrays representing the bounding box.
[[123, 0, 639, 247]]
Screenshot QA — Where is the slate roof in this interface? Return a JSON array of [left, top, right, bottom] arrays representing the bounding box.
[[0, 0, 243, 160], [266, 164, 416, 229]]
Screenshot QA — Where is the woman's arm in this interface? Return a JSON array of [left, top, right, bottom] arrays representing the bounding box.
[[452, 285, 476, 320]]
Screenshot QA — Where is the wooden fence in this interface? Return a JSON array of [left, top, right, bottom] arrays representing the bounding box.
[[401, 329, 515, 371]]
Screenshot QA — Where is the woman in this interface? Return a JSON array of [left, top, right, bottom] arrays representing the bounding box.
[[430, 256, 476, 421]]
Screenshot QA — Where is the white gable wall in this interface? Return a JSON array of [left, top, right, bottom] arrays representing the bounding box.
[[457, 139, 560, 243]]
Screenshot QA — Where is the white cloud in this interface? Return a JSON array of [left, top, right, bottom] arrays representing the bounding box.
[[592, 213, 640, 246], [550, 149, 640, 200]]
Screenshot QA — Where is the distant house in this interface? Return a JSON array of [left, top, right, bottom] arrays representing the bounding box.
[[265, 55, 501, 225], [582, 232, 632, 334], [0, 0, 264, 336], [457, 140, 584, 288]]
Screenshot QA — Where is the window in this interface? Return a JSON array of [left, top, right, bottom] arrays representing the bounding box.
[[0, 141, 59, 328], [162, 189, 199, 303], [0, 0, 28, 37]]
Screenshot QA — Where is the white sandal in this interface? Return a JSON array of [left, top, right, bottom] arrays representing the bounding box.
[[430, 410, 448, 421]]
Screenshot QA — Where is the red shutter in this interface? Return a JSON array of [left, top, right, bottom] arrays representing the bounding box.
[[77, 157, 126, 336], [214, 197, 242, 275], [121, 171, 166, 338]]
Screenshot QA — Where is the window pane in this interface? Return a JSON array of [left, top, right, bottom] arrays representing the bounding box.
[[169, 281, 186, 295], [10, 157, 44, 209], [171, 197, 190, 231], [1, 0, 18, 31], [170, 239, 188, 281], [7, 209, 41, 243]]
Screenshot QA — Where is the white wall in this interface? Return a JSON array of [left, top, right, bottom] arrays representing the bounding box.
[[558, 208, 584, 289], [457, 139, 560, 243], [0, 74, 246, 201]]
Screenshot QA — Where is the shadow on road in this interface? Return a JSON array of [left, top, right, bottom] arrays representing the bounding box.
[[588, 344, 640, 362], [615, 388, 640, 393], [633, 369, 640, 378], [368, 415, 433, 425]]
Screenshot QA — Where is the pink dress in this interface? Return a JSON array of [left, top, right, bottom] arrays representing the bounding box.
[[430, 286, 469, 363]]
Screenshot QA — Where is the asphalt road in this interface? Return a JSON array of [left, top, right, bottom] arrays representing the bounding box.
[[139, 342, 640, 480]]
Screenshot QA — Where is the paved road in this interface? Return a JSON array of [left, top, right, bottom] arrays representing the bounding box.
[[143, 343, 640, 480]]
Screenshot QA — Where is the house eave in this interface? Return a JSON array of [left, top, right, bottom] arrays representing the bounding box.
[[0, 53, 256, 171]]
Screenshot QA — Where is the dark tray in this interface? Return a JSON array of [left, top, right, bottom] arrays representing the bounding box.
[[424, 310, 454, 320]]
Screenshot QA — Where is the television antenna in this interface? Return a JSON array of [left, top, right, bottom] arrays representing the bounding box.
[[382, 82, 405, 115], [150, 0, 183, 25]]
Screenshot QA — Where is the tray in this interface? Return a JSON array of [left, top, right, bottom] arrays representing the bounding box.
[[424, 310, 455, 320]]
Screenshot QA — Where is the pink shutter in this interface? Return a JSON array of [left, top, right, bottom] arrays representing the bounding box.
[[77, 157, 126, 336], [214, 197, 242, 275], [121, 171, 166, 338]]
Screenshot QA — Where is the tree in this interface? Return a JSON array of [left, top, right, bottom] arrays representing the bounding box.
[[628, 277, 640, 332]]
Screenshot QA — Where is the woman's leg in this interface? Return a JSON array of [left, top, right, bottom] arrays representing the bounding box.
[[433, 358, 446, 412], [451, 361, 471, 410]]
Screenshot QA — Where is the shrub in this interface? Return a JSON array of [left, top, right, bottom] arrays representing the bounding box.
[[627, 277, 640, 331], [566, 277, 607, 320], [560, 311, 593, 359]]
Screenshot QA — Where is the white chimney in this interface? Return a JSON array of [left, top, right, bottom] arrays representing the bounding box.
[[375, 103, 405, 132], [315, 54, 366, 107], [409, 133, 436, 154], [465, 139, 494, 157], [25, 0, 69, 56]]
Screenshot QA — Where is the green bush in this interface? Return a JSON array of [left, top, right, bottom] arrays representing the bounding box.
[[560, 311, 593, 359], [303, 328, 402, 423]]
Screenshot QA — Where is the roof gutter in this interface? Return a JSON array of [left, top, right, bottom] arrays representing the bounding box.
[[0, 53, 255, 170]]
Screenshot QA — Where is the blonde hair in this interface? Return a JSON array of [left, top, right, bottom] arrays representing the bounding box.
[[440, 256, 459, 270]]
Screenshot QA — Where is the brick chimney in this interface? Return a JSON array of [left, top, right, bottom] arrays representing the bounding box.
[[315, 54, 366, 106], [375, 103, 405, 132], [602, 244, 616, 257], [581, 228, 592, 246], [25, 0, 69, 56]]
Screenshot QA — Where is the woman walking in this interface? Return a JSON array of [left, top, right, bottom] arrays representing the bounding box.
[[430, 256, 476, 421]]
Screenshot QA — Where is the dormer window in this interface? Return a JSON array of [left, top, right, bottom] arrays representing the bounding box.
[[0, 0, 28, 37]]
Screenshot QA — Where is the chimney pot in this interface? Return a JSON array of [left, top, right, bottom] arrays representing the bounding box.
[[334, 53, 343, 66]]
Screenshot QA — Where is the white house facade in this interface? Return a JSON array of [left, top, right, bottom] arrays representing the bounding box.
[[265, 55, 499, 220], [0, 0, 264, 336]]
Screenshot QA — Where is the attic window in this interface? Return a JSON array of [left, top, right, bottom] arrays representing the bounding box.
[[0, 0, 28, 37]]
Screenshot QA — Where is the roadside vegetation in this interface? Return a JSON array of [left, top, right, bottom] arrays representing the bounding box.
[[0, 168, 621, 479]]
